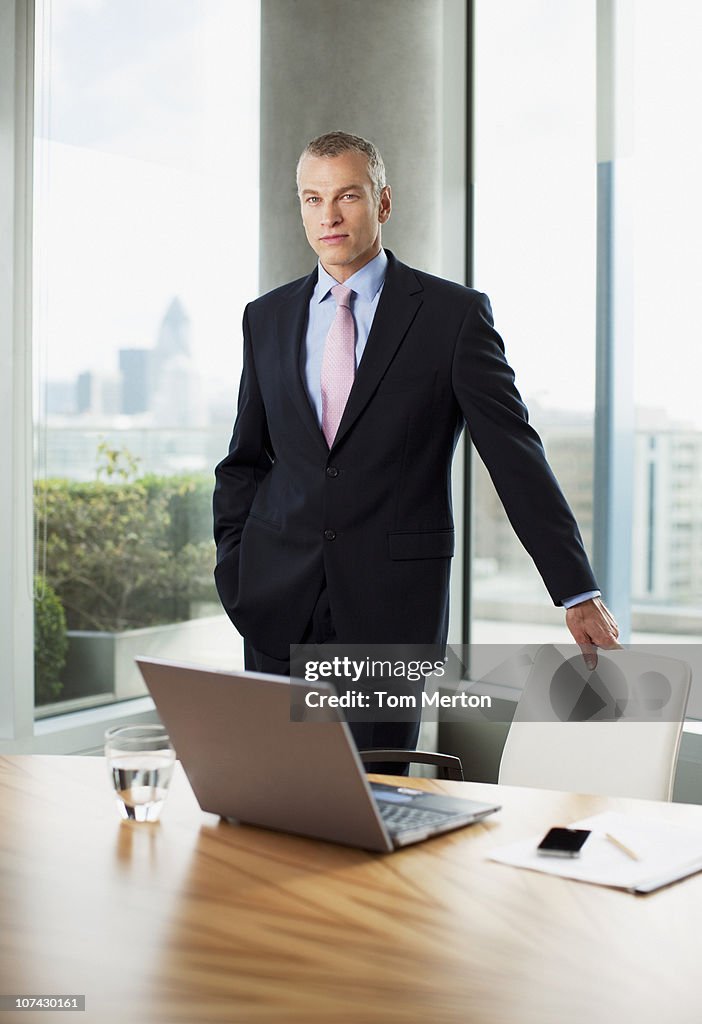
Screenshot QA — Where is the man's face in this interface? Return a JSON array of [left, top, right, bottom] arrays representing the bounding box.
[[298, 150, 392, 282]]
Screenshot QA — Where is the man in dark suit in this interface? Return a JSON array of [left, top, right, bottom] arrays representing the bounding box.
[[213, 131, 620, 755]]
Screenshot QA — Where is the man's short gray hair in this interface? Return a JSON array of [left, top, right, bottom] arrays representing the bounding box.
[[296, 131, 387, 202]]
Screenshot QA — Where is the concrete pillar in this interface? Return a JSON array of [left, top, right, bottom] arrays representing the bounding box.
[[259, 0, 447, 292]]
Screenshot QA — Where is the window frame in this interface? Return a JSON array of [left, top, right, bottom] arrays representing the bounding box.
[[0, 1, 195, 752], [464, 0, 702, 745], [464, 0, 634, 643]]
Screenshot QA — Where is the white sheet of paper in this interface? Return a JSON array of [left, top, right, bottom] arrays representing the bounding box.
[[488, 810, 702, 891]]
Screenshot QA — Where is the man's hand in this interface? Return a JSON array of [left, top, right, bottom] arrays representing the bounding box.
[[565, 597, 622, 670]]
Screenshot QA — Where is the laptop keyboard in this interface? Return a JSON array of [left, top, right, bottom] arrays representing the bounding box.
[[378, 802, 457, 833]]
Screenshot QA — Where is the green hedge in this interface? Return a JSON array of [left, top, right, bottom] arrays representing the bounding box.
[[34, 576, 68, 705], [35, 473, 217, 632]]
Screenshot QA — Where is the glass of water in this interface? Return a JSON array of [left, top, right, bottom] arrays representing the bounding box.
[[104, 725, 176, 822]]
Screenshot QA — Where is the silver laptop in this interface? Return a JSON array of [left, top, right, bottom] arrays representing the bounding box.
[[137, 658, 500, 852]]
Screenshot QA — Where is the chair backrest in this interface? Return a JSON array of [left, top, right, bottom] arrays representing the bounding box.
[[498, 645, 691, 801]]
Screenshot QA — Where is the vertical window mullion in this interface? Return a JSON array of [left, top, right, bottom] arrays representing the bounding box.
[[593, 0, 634, 640], [0, 0, 36, 747]]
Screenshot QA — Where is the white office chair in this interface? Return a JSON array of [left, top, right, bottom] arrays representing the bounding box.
[[498, 644, 692, 801]]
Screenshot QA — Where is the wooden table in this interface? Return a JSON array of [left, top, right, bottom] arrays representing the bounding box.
[[1, 755, 701, 1024]]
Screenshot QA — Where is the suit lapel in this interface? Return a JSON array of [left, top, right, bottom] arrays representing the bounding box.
[[275, 268, 328, 453], [331, 252, 424, 451]]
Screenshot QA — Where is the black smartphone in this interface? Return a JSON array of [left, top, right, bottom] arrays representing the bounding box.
[[537, 827, 591, 858]]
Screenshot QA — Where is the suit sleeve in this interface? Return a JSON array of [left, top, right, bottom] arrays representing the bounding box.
[[212, 306, 274, 613], [451, 291, 598, 605]]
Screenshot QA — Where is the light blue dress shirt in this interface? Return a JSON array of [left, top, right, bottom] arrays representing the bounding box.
[[562, 590, 600, 607], [303, 248, 387, 426], [301, 247, 599, 610]]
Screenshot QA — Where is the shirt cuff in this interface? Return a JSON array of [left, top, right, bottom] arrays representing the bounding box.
[[561, 590, 601, 609]]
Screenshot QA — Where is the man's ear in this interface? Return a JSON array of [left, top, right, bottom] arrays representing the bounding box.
[[378, 185, 392, 224]]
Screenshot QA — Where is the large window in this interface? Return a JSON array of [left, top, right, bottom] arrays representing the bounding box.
[[32, 0, 260, 715], [471, 0, 701, 652], [629, 0, 702, 641], [471, 0, 597, 644]]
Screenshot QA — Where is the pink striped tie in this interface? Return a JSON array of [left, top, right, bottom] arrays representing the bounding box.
[[321, 284, 355, 447]]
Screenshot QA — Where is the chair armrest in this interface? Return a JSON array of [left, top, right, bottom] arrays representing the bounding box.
[[359, 749, 464, 782]]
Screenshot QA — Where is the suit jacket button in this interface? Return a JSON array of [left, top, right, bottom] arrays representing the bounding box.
[[324, 529, 336, 541], [326, 466, 339, 478]]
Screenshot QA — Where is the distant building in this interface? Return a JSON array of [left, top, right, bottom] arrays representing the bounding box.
[[51, 295, 206, 427], [119, 348, 152, 415], [150, 297, 205, 427], [632, 429, 702, 604], [473, 408, 594, 594], [154, 297, 191, 365], [45, 380, 76, 416], [473, 403, 702, 612], [76, 371, 121, 416], [151, 354, 206, 428], [76, 372, 92, 414]]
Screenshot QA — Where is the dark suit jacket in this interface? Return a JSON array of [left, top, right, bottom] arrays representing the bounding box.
[[213, 250, 598, 659]]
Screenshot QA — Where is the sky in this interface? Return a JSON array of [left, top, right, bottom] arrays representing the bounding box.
[[473, 0, 702, 429], [34, 0, 260, 398], [33, 0, 702, 429]]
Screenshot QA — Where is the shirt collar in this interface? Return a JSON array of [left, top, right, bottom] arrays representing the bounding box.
[[313, 248, 388, 304]]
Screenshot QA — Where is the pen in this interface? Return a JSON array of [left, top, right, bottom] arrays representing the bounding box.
[[605, 832, 641, 861]]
